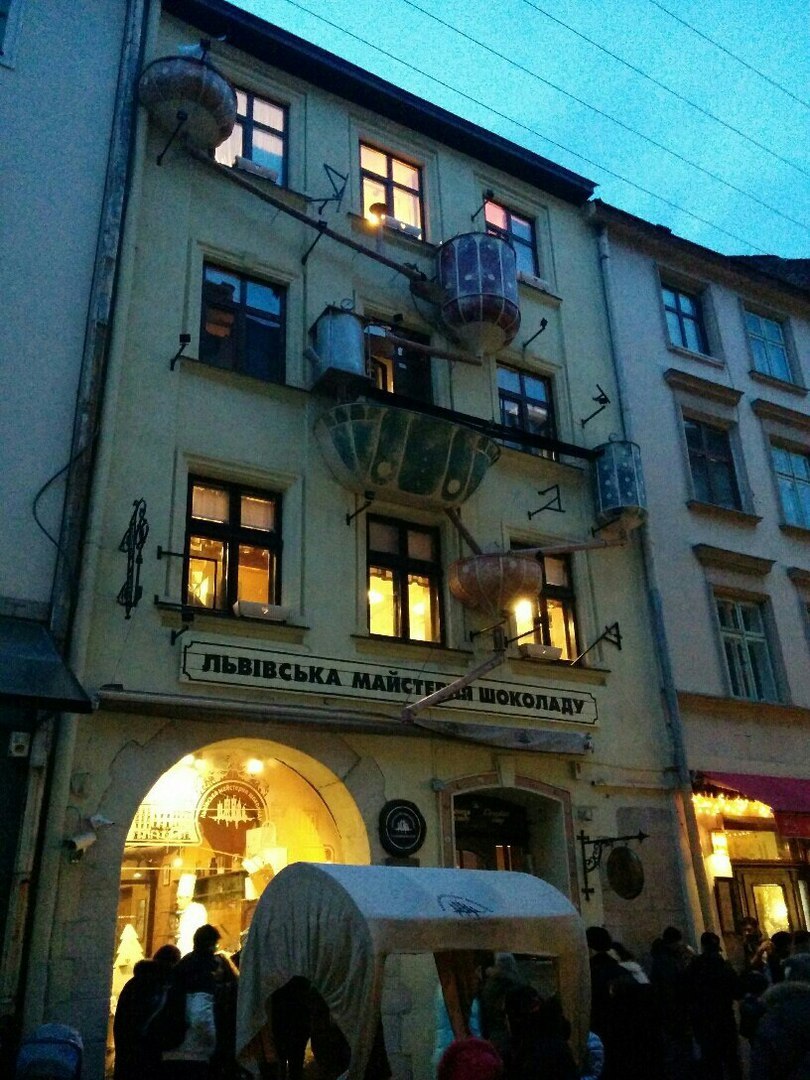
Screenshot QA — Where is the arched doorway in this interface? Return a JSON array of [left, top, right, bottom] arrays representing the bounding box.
[[111, 737, 367, 1000], [438, 773, 578, 901]]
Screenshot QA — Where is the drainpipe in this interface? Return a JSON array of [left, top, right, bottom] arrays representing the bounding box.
[[594, 220, 715, 938], [22, 0, 152, 1028]]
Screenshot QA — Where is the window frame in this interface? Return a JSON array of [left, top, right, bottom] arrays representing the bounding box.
[[214, 87, 287, 184], [661, 282, 709, 355], [0, 0, 22, 65], [484, 198, 538, 276], [366, 515, 443, 644], [199, 263, 286, 383], [497, 365, 557, 456], [511, 548, 578, 660], [184, 477, 282, 615], [360, 142, 424, 237], [682, 413, 742, 510], [713, 594, 778, 702], [364, 320, 433, 403], [771, 441, 810, 529], [744, 307, 795, 384]]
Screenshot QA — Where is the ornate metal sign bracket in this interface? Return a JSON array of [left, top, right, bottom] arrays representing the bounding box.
[[117, 499, 149, 618], [578, 828, 648, 900]]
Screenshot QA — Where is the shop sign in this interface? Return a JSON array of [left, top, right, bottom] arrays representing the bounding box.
[[180, 639, 597, 724], [379, 800, 427, 856]]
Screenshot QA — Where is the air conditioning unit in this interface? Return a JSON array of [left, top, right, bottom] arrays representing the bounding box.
[[381, 214, 422, 239], [518, 642, 562, 661], [234, 156, 279, 184], [232, 600, 289, 622]]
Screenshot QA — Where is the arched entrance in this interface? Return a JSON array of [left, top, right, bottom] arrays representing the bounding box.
[[111, 736, 369, 1000], [438, 772, 578, 901]]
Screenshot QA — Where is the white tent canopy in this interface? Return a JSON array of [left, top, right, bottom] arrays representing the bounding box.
[[237, 863, 590, 1078]]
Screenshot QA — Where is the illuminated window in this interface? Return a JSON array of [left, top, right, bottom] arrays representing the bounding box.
[[662, 284, 708, 353], [498, 366, 556, 455], [200, 264, 285, 383], [360, 143, 423, 236], [214, 89, 287, 183], [484, 199, 538, 276], [365, 321, 432, 402], [185, 479, 281, 613], [512, 551, 578, 660], [771, 443, 810, 528], [715, 596, 777, 702], [367, 517, 441, 643], [746, 310, 792, 382]]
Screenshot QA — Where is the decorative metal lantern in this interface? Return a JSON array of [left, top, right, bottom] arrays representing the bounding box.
[[437, 233, 520, 354], [315, 403, 500, 509], [593, 439, 647, 533], [138, 55, 237, 150], [448, 552, 544, 618]]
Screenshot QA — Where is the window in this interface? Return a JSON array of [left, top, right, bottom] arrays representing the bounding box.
[[684, 417, 740, 509], [497, 367, 556, 453], [746, 311, 792, 382], [185, 479, 281, 613], [365, 322, 432, 402], [715, 596, 777, 701], [199, 264, 285, 382], [0, 0, 20, 61], [367, 517, 441, 642], [772, 444, 810, 528], [512, 552, 578, 660], [214, 89, 286, 183], [484, 200, 538, 276], [360, 143, 423, 237], [662, 285, 708, 353]]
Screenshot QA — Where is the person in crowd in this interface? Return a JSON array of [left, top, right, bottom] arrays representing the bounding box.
[[161, 923, 238, 1080], [579, 1030, 604, 1080], [610, 943, 649, 984], [437, 1037, 503, 1080], [791, 929, 810, 955], [684, 931, 742, 1080], [738, 970, 769, 1043], [114, 944, 181, 1080], [479, 954, 524, 1063], [650, 926, 693, 1079], [585, 927, 622, 1045], [739, 916, 767, 972], [503, 985, 577, 1080], [765, 930, 793, 985], [750, 952, 810, 1080]]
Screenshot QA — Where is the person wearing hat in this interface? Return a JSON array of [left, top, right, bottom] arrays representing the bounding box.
[[750, 953, 810, 1079]]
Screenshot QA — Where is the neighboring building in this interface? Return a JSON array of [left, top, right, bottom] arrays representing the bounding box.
[[592, 201, 810, 961], [0, 0, 148, 1056], [25, 2, 695, 1076]]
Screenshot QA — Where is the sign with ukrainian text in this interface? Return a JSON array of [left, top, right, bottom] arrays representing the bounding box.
[[180, 639, 597, 725]]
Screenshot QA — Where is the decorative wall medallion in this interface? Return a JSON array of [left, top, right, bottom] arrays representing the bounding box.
[[379, 799, 426, 857]]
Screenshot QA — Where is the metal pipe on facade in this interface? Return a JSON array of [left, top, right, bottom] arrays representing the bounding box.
[[594, 221, 714, 938]]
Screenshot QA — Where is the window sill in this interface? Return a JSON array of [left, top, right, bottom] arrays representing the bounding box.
[[748, 369, 807, 397], [507, 655, 609, 685], [517, 272, 562, 306], [667, 343, 724, 369], [155, 599, 309, 645], [352, 634, 472, 663], [178, 356, 310, 398], [348, 212, 437, 255], [686, 500, 762, 526], [495, 444, 587, 478], [780, 522, 810, 541]]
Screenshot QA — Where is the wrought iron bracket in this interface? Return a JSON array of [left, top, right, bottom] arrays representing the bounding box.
[[156, 110, 189, 166], [569, 622, 622, 666], [171, 624, 191, 646], [580, 384, 611, 428], [301, 219, 329, 266], [346, 491, 375, 526], [309, 163, 349, 215], [527, 484, 564, 520], [578, 829, 648, 900], [170, 333, 192, 369], [521, 319, 548, 352], [117, 499, 149, 618], [470, 188, 494, 222]]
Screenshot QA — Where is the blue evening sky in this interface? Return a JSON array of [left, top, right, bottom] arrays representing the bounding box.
[[235, 0, 809, 259]]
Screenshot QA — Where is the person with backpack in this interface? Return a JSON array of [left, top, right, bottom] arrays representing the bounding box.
[[113, 944, 180, 1080], [158, 923, 237, 1080]]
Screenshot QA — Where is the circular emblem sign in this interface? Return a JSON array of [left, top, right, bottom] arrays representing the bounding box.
[[606, 845, 645, 900], [379, 800, 427, 857]]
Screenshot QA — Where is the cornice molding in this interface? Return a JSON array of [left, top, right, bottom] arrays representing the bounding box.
[[692, 544, 774, 576], [664, 368, 742, 406], [751, 399, 810, 434]]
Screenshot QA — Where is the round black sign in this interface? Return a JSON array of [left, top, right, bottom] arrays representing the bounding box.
[[379, 800, 427, 857], [606, 846, 645, 900]]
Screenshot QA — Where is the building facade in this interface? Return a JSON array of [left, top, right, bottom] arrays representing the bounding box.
[[24, 2, 698, 1076], [593, 202, 810, 965]]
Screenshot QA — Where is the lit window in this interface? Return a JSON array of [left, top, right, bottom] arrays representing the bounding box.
[[684, 417, 740, 509], [185, 479, 281, 613], [498, 366, 556, 455], [746, 311, 791, 382], [484, 199, 538, 276], [367, 517, 441, 642], [200, 264, 285, 382], [512, 551, 578, 660], [715, 596, 777, 701], [772, 444, 810, 528], [360, 143, 423, 236], [365, 321, 432, 402], [215, 89, 287, 184], [662, 285, 708, 353]]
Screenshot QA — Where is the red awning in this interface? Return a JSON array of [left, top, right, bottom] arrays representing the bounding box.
[[702, 772, 810, 837]]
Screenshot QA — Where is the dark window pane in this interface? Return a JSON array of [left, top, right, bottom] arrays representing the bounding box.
[[246, 280, 282, 315], [243, 316, 282, 380], [497, 368, 521, 394], [407, 529, 434, 561], [683, 318, 703, 353]]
